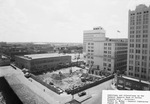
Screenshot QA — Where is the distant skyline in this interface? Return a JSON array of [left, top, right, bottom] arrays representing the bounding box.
[[0, 0, 150, 43]]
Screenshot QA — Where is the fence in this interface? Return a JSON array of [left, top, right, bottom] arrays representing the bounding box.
[[66, 75, 114, 95]]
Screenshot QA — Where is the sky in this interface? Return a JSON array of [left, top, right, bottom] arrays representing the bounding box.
[[0, 0, 150, 43]]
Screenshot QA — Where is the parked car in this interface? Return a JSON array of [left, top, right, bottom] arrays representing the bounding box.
[[78, 91, 86, 97], [49, 82, 54, 85], [24, 72, 31, 78]]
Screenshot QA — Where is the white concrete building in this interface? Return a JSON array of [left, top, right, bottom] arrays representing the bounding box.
[[83, 27, 128, 75]]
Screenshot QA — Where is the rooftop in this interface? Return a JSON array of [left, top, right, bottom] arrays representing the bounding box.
[[19, 53, 70, 60], [121, 76, 150, 85], [0, 66, 52, 104]]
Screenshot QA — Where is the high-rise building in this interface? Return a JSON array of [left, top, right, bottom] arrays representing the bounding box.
[[127, 4, 150, 81], [83, 27, 128, 75]]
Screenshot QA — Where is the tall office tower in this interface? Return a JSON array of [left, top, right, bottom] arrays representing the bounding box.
[[127, 4, 150, 81], [83, 27, 128, 75]]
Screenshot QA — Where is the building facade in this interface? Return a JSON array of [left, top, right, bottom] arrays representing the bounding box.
[[84, 27, 128, 75], [127, 4, 150, 81], [15, 53, 71, 73]]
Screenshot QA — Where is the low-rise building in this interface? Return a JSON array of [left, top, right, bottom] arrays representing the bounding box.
[[15, 53, 71, 73], [117, 76, 150, 90], [0, 54, 10, 66]]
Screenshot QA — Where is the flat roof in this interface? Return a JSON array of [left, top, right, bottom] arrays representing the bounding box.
[[19, 53, 71, 60], [121, 76, 150, 85]]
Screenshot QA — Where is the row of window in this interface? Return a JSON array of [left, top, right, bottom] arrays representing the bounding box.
[[133, 49, 150, 55], [130, 34, 148, 39], [104, 55, 112, 58], [129, 61, 148, 67], [88, 50, 94, 52], [103, 58, 111, 62], [104, 43, 111, 46], [88, 46, 94, 49], [104, 47, 111, 50], [88, 43, 94, 45], [128, 72, 147, 79], [130, 30, 148, 34], [130, 44, 148, 48], [115, 47, 127, 50], [104, 51, 111, 54], [129, 55, 148, 60], [130, 20, 148, 25], [103, 63, 111, 67], [87, 56, 94, 59], [130, 11, 149, 16], [130, 25, 149, 30]]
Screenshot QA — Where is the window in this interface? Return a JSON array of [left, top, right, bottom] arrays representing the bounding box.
[[130, 35, 134, 38], [91, 50, 94, 52], [130, 44, 134, 47], [136, 50, 140, 54], [135, 61, 140, 66], [143, 25, 148, 29], [103, 63, 107, 66], [108, 43, 111, 46], [108, 47, 111, 50], [108, 64, 111, 67], [129, 60, 133, 64], [141, 68, 146, 73], [91, 43, 94, 45], [136, 44, 140, 48], [108, 51, 111, 54], [104, 51, 107, 53], [142, 56, 147, 61], [142, 62, 147, 67], [129, 66, 133, 71], [130, 31, 135, 34], [136, 39, 140, 42], [108, 59, 111, 62], [143, 30, 148, 33], [142, 44, 147, 48], [142, 50, 147, 54], [135, 55, 140, 60], [136, 35, 141, 38], [135, 67, 139, 72]]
